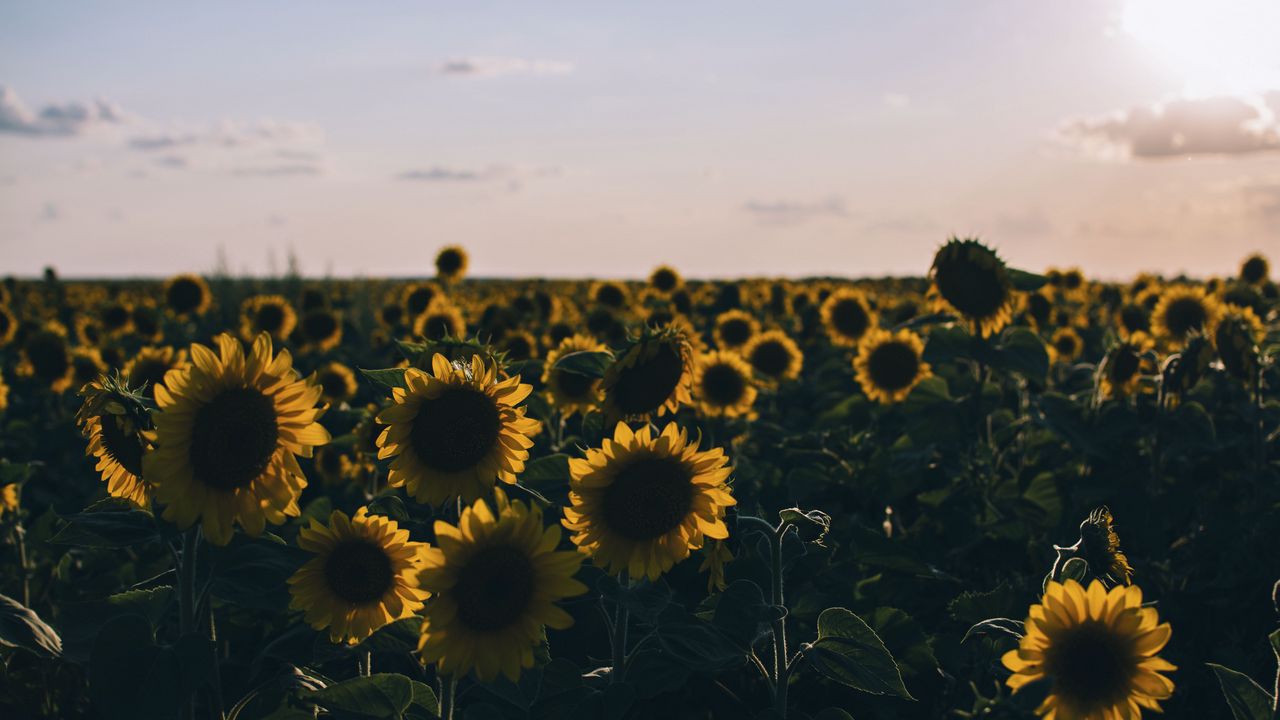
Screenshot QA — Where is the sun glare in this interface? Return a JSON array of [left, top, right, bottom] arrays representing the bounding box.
[[1122, 0, 1280, 96]]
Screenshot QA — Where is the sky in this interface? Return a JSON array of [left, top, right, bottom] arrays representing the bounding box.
[[1, 0, 1278, 280]]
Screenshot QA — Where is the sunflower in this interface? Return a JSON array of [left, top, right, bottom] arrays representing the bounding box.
[[821, 288, 877, 347], [77, 375, 153, 506], [288, 507, 430, 645], [1075, 508, 1134, 585], [1213, 306, 1264, 381], [1150, 286, 1221, 346], [1098, 333, 1154, 400], [130, 300, 164, 343], [563, 422, 735, 580], [1116, 303, 1150, 338], [17, 322, 75, 393], [693, 351, 758, 418], [70, 348, 108, 389], [853, 328, 932, 404], [400, 282, 443, 317], [1239, 253, 1269, 285], [298, 308, 343, 352], [417, 489, 585, 682], [376, 354, 539, 506], [741, 330, 804, 385], [123, 346, 188, 400], [1003, 579, 1175, 718], [699, 540, 733, 592], [1049, 327, 1085, 365], [240, 294, 298, 342], [590, 281, 631, 311], [649, 265, 683, 294], [312, 445, 358, 485], [413, 299, 467, 341], [143, 333, 331, 546], [96, 300, 133, 337], [601, 325, 695, 422], [0, 305, 16, 347], [498, 330, 539, 362], [542, 334, 609, 418], [929, 238, 1016, 337], [162, 274, 212, 317], [435, 245, 469, 282], [314, 361, 358, 405], [1, 481, 17, 518], [0, 371, 10, 414]]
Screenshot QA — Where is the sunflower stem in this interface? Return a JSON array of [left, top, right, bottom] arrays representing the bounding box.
[[177, 527, 198, 720], [769, 524, 789, 716], [611, 570, 630, 683], [438, 674, 458, 720], [361, 650, 372, 677]]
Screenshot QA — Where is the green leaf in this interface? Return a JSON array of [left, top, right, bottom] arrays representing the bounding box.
[[408, 680, 439, 718], [992, 327, 1049, 383], [88, 616, 209, 720], [552, 350, 613, 378], [208, 533, 310, 611], [1018, 472, 1062, 528], [306, 673, 415, 719], [1007, 268, 1049, 291], [0, 592, 62, 658], [779, 507, 832, 545], [49, 498, 160, 548], [807, 607, 914, 700], [1207, 663, 1275, 720], [864, 607, 937, 679], [709, 579, 772, 650], [654, 612, 747, 672], [520, 453, 571, 487], [360, 367, 408, 392], [58, 586, 173, 661], [961, 617, 1025, 644]]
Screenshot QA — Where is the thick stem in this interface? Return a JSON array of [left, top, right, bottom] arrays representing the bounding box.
[[176, 528, 198, 720], [438, 675, 458, 720], [611, 570, 630, 683], [207, 602, 226, 720]]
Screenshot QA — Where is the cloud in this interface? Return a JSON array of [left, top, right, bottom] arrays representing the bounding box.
[[232, 163, 324, 177], [436, 56, 574, 77], [744, 197, 849, 225], [397, 165, 560, 190], [1059, 93, 1280, 160], [131, 120, 326, 177], [0, 85, 127, 137], [129, 120, 323, 152]]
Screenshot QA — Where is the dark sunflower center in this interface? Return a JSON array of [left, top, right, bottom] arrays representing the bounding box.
[[701, 363, 746, 406], [935, 257, 1008, 318], [102, 305, 130, 330], [24, 332, 70, 383], [407, 287, 436, 315], [1241, 256, 1267, 284], [0, 311, 12, 337], [132, 306, 160, 336], [1027, 294, 1051, 324], [602, 455, 695, 541], [1119, 305, 1149, 334], [831, 298, 871, 339], [255, 303, 286, 333], [1043, 620, 1137, 711], [98, 414, 145, 477], [749, 340, 792, 378], [302, 311, 338, 341], [453, 544, 536, 632], [408, 386, 502, 473], [553, 368, 597, 401], [189, 387, 280, 491], [1054, 335, 1079, 356], [595, 284, 626, 308], [1162, 297, 1207, 337], [719, 318, 752, 347], [547, 323, 574, 347], [503, 336, 533, 361], [652, 269, 678, 292], [423, 313, 456, 340], [166, 279, 205, 314], [323, 540, 394, 604], [318, 447, 344, 475], [381, 304, 405, 326], [319, 371, 350, 399], [437, 250, 464, 275], [73, 355, 101, 384], [607, 342, 684, 415], [867, 341, 920, 391]]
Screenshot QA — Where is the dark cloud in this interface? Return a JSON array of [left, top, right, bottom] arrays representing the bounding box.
[[1060, 93, 1280, 159], [744, 197, 848, 225], [0, 85, 126, 136]]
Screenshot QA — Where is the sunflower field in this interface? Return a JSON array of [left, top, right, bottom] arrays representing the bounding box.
[[0, 241, 1278, 720]]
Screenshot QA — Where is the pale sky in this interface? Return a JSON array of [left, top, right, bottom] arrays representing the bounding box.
[[1, 1, 1277, 279]]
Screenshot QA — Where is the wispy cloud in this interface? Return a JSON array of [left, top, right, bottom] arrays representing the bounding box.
[[744, 197, 849, 226], [397, 164, 560, 190], [0, 85, 127, 137], [130, 120, 327, 176], [1058, 92, 1280, 160], [435, 56, 574, 78]]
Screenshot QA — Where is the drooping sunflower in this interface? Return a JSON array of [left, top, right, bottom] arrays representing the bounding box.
[[821, 288, 877, 347], [1049, 327, 1085, 365], [162, 273, 212, 317], [1097, 333, 1154, 400], [417, 489, 586, 682], [542, 334, 610, 418], [649, 265, 683, 294], [1213, 306, 1264, 381], [929, 238, 1016, 337], [376, 354, 539, 506], [413, 299, 467, 341], [1003, 579, 1175, 718], [314, 361, 358, 405], [1076, 507, 1134, 585], [601, 325, 695, 422], [435, 245, 469, 282], [143, 333, 331, 546], [741, 330, 804, 385], [853, 327, 932, 404], [297, 307, 343, 352], [288, 507, 431, 645], [1150, 286, 1221, 346], [563, 422, 735, 580], [1239, 253, 1269, 285], [77, 374, 154, 506], [123, 346, 188, 400], [692, 351, 758, 418], [17, 322, 75, 393], [240, 294, 298, 342]]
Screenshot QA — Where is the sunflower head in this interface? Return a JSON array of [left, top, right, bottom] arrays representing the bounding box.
[[601, 325, 695, 422], [315, 361, 358, 404], [649, 265, 683, 294], [0, 305, 17, 347], [17, 322, 74, 393], [400, 282, 443, 317], [563, 422, 736, 580], [542, 334, 609, 418], [1049, 327, 1084, 365], [741, 330, 804, 385], [99, 300, 133, 335], [1075, 508, 1133, 585], [498, 330, 539, 362], [71, 347, 108, 388], [1117, 303, 1150, 337], [713, 309, 760, 351], [376, 354, 539, 506], [1097, 333, 1154, 400], [298, 308, 343, 352], [1151, 286, 1222, 346], [288, 507, 430, 644], [1213, 307, 1264, 381], [435, 245, 469, 282], [590, 281, 630, 311], [162, 274, 212, 317], [240, 294, 298, 342], [77, 372, 155, 507], [853, 328, 932, 404], [1161, 335, 1214, 397], [1003, 579, 1175, 718], [821, 288, 877, 347], [929, 238, 1015, 337], [693, 351, 758, 418], [124, 346, 187, 400], [413, 299, 467, 342], [130, 301, 163, 342], [1240, 253, 1269, 285]]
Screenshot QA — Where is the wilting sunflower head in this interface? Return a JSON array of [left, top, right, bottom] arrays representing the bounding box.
[[713, 309, 760, 351], [418, 489, 586, 682], [542, 334, 609, 418], [435, 245, 469, 282], [1097, 333, 1154, 400], [1213, 307, 1263, 381], [162, 274, 212, 317], [821, 288, 877, 347], [376, 354, 539, 506], [123, 346, 187, 401], [77, 372, 154, 507], [1240, 253, 1269, 285], [741, 330, 804, 386], [314, 361, 358, 404], [1049, 327, 1085, 365], [563, 422, 736, 581], [929, 238, 1015, 337], [288, 507, 430, 645], [17, 321, 74, 393], [143, 332, 331, 546], [1003, 579, 1175, 719], [649, 265, 683, 294], [413, 299, 467, 342], [240, 294, 298, 342], [1076, 508, 1134, 586], [298, 307, 343, 352], [853, 328, 932, 404], [1151, 286, 1222, 346], [693, 351, 758, 418], [601, 325, 695, 422]]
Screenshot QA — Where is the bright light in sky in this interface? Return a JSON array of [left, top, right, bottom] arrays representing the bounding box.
[[1122, 0, 1280, 95]]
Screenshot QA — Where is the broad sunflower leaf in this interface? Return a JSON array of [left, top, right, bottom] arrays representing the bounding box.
[[992, 327, 1049, 384], [1207, 663, 1275, 720], [359, 367, 409, 393], [864, 607, 937, 679], [961, 617, 1025, 644], [0, 592, 62, 658], [1007, 268, 1049, 291], [58, 586, 173, 661], [551, 350, 614, 378], [807, 607, 914, 700], [305, 673, 415, 719], [49, 497, 159, 548]]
